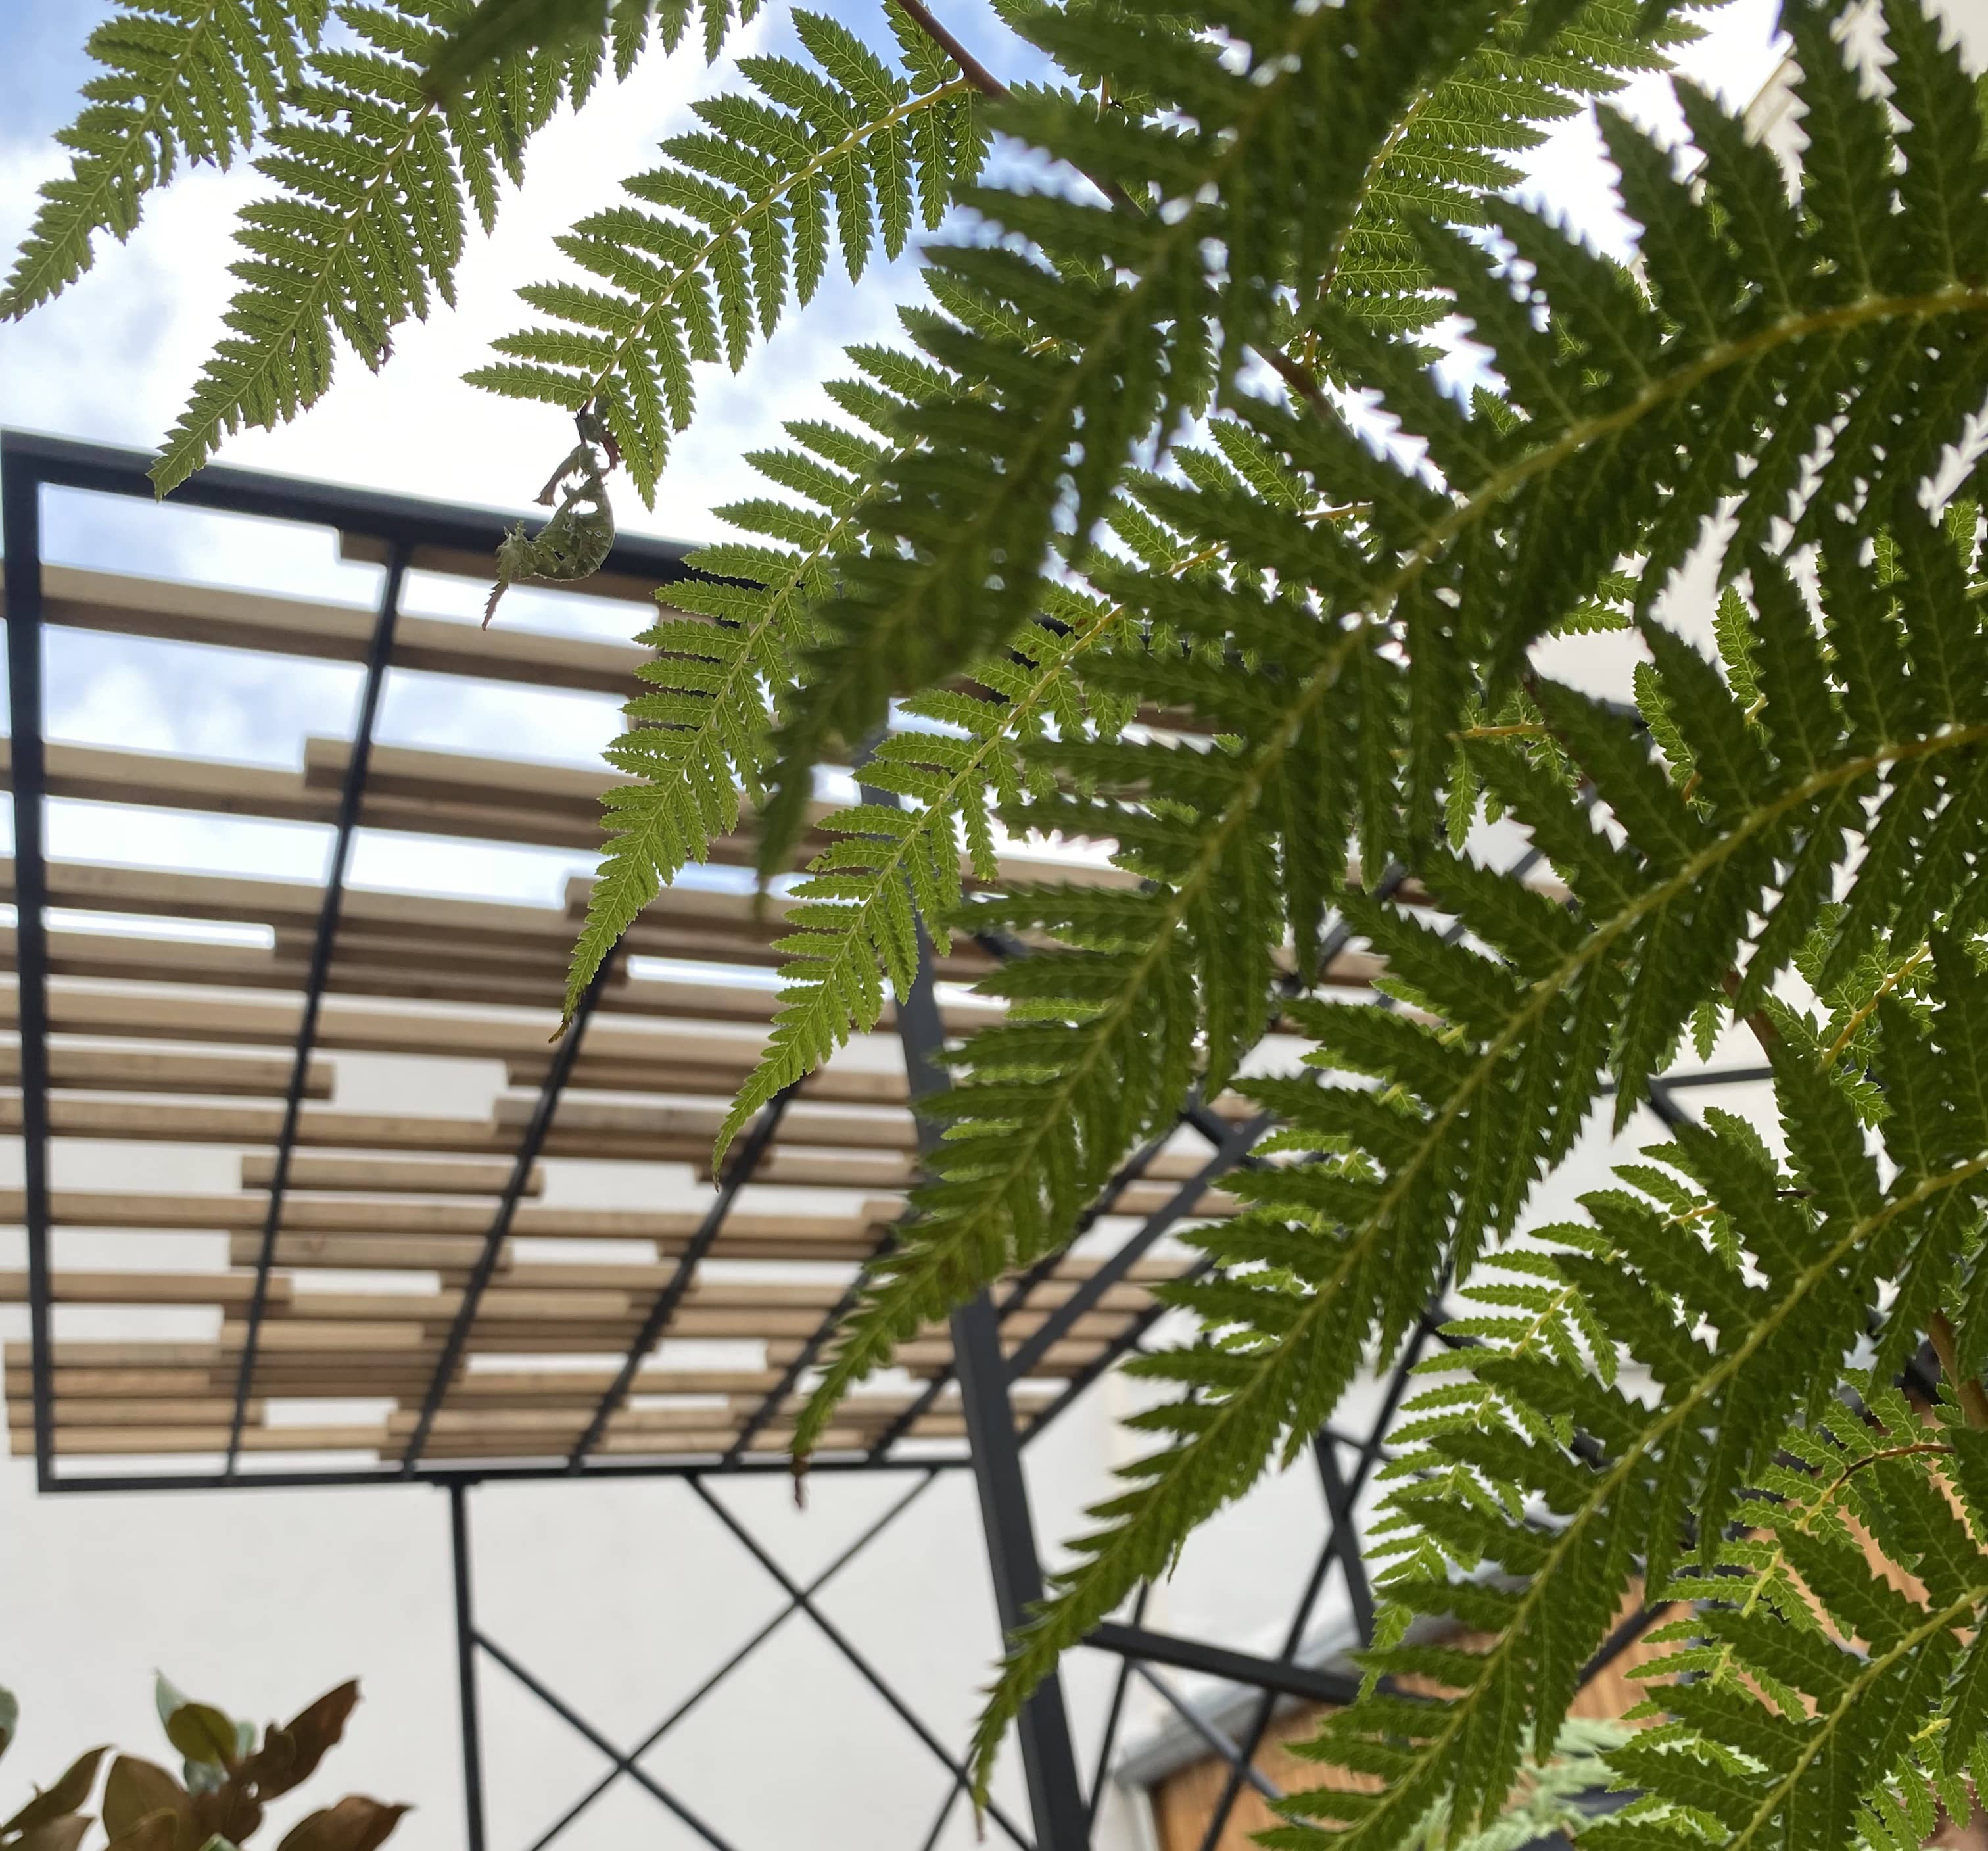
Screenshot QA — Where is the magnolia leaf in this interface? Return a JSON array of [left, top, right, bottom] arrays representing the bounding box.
[[251, 1683, 358, 1802], [103, 1757, 190, 1842], [103, 1811, 182, 1851], [12, 1817, 92, 1851], [162, 1704, 237, 1771], [1, 1749, 106, 1836], [274, 1797, 410, 1851], [0, 1687, 16, 1764]]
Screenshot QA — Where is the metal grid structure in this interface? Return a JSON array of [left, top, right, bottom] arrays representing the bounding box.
[[0, 431, 1770, 1851]]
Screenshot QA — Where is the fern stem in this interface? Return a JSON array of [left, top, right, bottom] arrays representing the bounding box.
[[1818, 940, 1931, 1067], [895, 0, 1008, 101], [1928, 1310, 1988, 1430]]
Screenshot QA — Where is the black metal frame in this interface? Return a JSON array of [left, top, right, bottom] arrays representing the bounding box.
[[2, 432, 1780, 1850]]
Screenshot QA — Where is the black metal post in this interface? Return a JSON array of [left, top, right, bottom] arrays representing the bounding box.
[[951, 1292, 1091, 1851], [450, 1483, 488, 1851], [885, 896, 1089, 1850], [227, 545, 406, 1472], [567, 1085, 796, 1466], [401, 957, 618, 1473], [1, 445, 53, 1491]]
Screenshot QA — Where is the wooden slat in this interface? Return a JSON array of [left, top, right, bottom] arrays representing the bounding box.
[[6, 1399, 266, 1427], [19, 561, 648, 694], [0, 1188, 905, 1245], [241, 1154, 540, 1195], [9, 1425, 390, 1456], [0, 1044, 334, 1098]]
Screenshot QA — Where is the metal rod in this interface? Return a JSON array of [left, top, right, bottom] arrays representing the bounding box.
[[867, 1117, 1190, 1460], [567, 1086, 797, 1467], [688, 1476, 1039, 1851], [226, 547, 406, 1472], [450, 1483, 488, 1851], [1, 443, 54, 1491], [1003, 1110, 1273, 1386], [916, 1774, 967, 1851], [1086, 1623, 1361, 1708], [1312, 1433, 1375, 1646], [1086, 1584, 1150, 1831], [400, 957, 619, 1474], [475, 1631, 740, 1850], [523, 1470, 940, 1851], [1127, 1665, 1281, 1804]]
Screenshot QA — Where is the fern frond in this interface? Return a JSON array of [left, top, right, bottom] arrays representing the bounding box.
[[751, 0, 1782, 864], [1291, 1069, 1988, 1851], [799, 12, 1988, 1552], [1, 0, 327, 320], [465, 3, 985, 505], [149, 0, 749, 493], [557, 347, 941, 1022], [952, 494, 1988, 1794]]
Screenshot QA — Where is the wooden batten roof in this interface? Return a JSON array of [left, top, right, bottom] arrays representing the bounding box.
[[0, 500, 1502, 1483]]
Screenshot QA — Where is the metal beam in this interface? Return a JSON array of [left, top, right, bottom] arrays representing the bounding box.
[[523, 1470, 940, 1851], [226, 546, 406, 1473], [0, 429, 701, 585], [399, 957, 618, 1474], [1, 443, 54, 1491], [476, 1631, 739, 1850], [567, 1085, 797, 1468], [33, 1454, 968, 1495], [450, 1484, 488, 1851]]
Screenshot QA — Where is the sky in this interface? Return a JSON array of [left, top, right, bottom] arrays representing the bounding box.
[[0, 0, 1787, 920]]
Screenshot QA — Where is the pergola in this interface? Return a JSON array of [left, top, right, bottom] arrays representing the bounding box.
[[0, 431, 1766, 1851]]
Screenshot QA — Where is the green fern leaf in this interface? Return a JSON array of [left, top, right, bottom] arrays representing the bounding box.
[[2, 0, 327, 321]]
